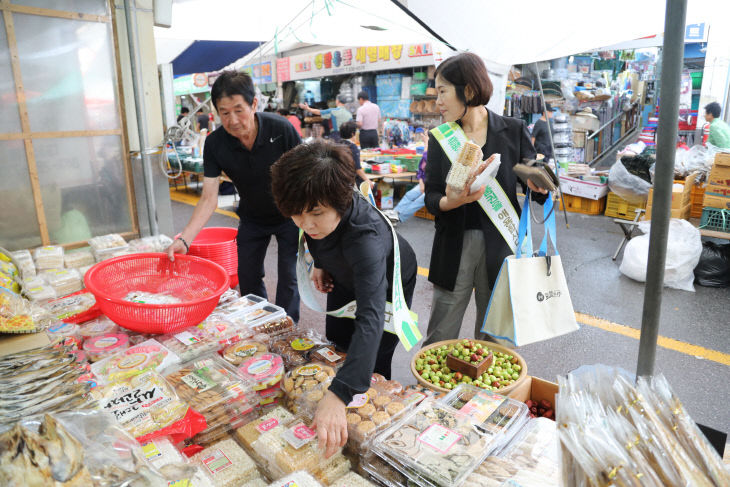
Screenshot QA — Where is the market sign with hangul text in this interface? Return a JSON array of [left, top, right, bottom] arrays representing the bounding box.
[[277, 43, 434, 82]]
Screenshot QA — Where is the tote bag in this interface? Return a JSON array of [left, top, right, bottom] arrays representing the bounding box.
[[481, 193, 578, 347]]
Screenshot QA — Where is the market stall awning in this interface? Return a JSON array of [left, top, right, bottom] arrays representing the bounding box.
[[171, 40, 261, 74]]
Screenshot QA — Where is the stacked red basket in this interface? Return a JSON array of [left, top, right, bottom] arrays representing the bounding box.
[[188, 227, 239, 288]]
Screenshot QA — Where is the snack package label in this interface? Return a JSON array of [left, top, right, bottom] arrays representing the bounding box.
[[202, 449, 233, 474], [244, 309, 270, 322], [48, 322, 74, 334], [118, 353, 148, 370], [234, 344, 259, 358], [101, 381, 173, 426], [460, 391, 505, 424], [346, 393, 369, 409], [417, 423, 463, 454], [167, 480, 191, 487], [181, 371, 216, 392], [95, 337, 119, 348], [256, 417, 279, 433], [247, 359, 273, 375], [294, 364, 321, 377], [402, 391, 426, 408], [290, 337, 314, 351], [174, 330, 200, 346], [315, 347, 341, 362], [141, 441, 162, 459], [283, 422, 316, 449]]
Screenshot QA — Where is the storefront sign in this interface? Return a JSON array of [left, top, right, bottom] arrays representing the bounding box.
[[173, 73, 210, 96], [278, 43, 435, 81], [241, 60, 274, 84]]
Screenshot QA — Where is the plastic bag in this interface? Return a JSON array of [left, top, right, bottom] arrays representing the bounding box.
[[608, 160, 652, 204], [685, 144, 715, 175], [694, 242, 730, 287], [619, 219, 702, 291]]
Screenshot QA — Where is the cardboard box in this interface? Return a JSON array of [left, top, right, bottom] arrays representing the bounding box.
[[559, 175, 609, 200], [708, 165, 730, 186], [704, 183, 730, 198], [570, 114, 600, 132], [507, 375, 558, 406], [714, 152, 730, 167], [0, 332, 50, 357], [647, 178, 692, 211], [645, 202, 691, 220], [703, 193, 730, 210]]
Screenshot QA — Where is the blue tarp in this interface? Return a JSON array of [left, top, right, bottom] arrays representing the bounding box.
[[172, 40, 261, 75]]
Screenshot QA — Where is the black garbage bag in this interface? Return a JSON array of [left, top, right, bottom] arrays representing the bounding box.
[[694, 242, 730, 287]]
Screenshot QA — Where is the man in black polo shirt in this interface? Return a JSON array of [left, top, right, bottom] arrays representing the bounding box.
[[167, 71, 301, 321]]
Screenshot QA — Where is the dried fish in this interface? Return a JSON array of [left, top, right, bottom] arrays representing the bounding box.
[[39, 414, 84, 482]]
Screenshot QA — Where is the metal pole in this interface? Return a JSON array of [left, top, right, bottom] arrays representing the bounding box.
[[636, 0, 687, 378], [124, 0, 159, 235], [534, 62, 569, 228]]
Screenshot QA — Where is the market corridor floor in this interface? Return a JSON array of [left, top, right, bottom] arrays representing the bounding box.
[[170, 198, 730, 434]]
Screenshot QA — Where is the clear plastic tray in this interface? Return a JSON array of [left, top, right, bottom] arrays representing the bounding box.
[[88, 233, 128, 251], [40, 268, 83, 297], [269, 329, 329, 368], [33, 245, 64, 270], [221, 339, 268, 366], [79, 315, 119, 339], [196, 314, 251, 347], [128, 234, 174, 253], [159, 325, 222, 362], [238, 353, 285, 391], [329, 471, 378, 487], [359, 450, 409, 487], [216, 293, 267, 318], [233, 303, 287, 329], [308, 344, 347, 369], [92, 338, 180, 384], [24, 279, 57, 302], [370, 401, 495, 487], [438, 384, 529, 441], [191, 438, 260, 487], [248, 315, 295, 337], [346, 380, 409, 453], [43, 291, 96, 320], [64, 249, 95, 268], [267, 471, 323, 487], [218, 288, 240, 307], [235, 405, 295, 451], [10, 250, 35, 279], [83, 332, 131, 362], [281, 362, 336, 416]]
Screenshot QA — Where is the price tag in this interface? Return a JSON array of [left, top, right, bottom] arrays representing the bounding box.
[[282, 422, 316, 449], [417, 423, 463, 454]]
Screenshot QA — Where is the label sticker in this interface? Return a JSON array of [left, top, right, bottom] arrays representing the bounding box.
[[167, 480, 191, 487], [290, 337, 314, 351], [402, 391, 426, 408], [256, 417, 279, 433], [234, 344, 259, 358], [118, 353, 147, 370], [141, 441, 162, 459], [460, 391, 505, 423], [282, 422, 316, 449], [247, 359, 272, 375], [417, 423, 463, 454], [174, 330, 200, 346], [94, 337, 119, 349], [346, 393, 369, 409], [202, 449, 233, 474], [294, 364, 321, 377], [315, 347, 341, 362], [181, 371, 216, 392]]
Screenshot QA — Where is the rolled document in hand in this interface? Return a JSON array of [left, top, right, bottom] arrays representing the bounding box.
[[446, 140, 481, 190], [470, 154, 501, 193]]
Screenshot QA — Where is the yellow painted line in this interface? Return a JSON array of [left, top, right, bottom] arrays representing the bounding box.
[[417, 266, 429, 277], [169, 190, 240, 219], [576, 312, 730, 366]]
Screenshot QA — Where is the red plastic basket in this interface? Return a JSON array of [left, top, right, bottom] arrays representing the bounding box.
[[187, 227, 238, 289], [84, 253, 230, 334]]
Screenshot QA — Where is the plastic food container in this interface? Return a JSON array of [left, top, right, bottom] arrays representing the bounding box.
[[79, 315, 119, 340], [45, 321, 81, 347], [33, 245, 64, 270], [269, 329, 329, 368], [249, 316, 294, 337], [92, 338, 180, 384], [196, 314, 249, 346], [235, 405, 295, 451], [281, 363, 336, 416], [222, 339, 268, 366], [308, 344, 347, 369], [43, 292, 96, 321], [41, 268, 84, 297], [10, 250, 35, 279], [159, 325, 222, 362], [190, 438, 260, 487], [238, 353, 285, 391], [24, 280, 57, 302], [216, 294, 267, 318], [235, 303, 286, 329], [370, 401, 495, 487], [266, 471, 323, 487], [64, 249, 95, 269], [83, 332, 130, 362], [89, 234, 129, 261], [346, 381, 409, 453]]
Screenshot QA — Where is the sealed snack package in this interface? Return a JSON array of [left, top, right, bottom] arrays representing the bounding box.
[[218, 288, 241, 307], [270, 329, 330, 368], [235, 405, 295, 451], [83, 332, 130, 362], [216, 293, 267, 318], [165, 354, 259, 448], [160, 325, 222, 362], [123, 290, 182, 304], [191, 438, 261, 487], [0, 291, 54, 333], [128, 234, 174, 253], [33, 245, 64, 270], [370, 401, 495, 487], [400, 384, 437, 409], [330, 471, 378, 487], [40, 267, 83, 297], [267, 471, 324, 487], [359, 450, 408, 487], [309, 344, 347, 370], [92, 338, 180, 384], [196, 314, 250, 347], [346, 380, 408, 453], [79, 315, 119, 339], [92, 370, 204, 442], [445, 140, 481, 190], [139, 436, 214, 487], [64, 249, 95, 269], [46, 320, 82, 347], [232, 303, 287, 330], [438, 384, 529, 445], [249, 315, 295, 338], [222, 339, 268, 366], [89, 233, 129, 261], [281, 362, 336, 416], [43, 291, 96, 321], [23, 277, 57, 302], [238, 353, 285, 391], [10, 249, 35, 279]]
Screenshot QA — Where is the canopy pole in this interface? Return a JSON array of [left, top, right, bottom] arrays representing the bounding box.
[[636, 0, 688, 378], [124, 0, 159, 236], [534, 63, 569, 228]]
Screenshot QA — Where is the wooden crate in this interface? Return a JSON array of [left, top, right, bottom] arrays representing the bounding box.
[[558, 193, 607, 215], [691, 183, 706, 218], [604, 192, 647, 219], [414, 206, 434, 220]]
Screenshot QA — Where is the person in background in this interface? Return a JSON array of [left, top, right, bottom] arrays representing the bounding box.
[[277, 108, 302, 137], [166, 71, 301, 322], [356, 91, 381, 149], [177, 106, 189, 123], [339, 120, 373, 190], [197, 109, 210, 132], [383, 151, 427, 225], [270, 140, 417, 459], [299, 95, 352, 140], [423, 52, 548, 346], [531, 102, 554, 160], [704, 102, 730, 149]]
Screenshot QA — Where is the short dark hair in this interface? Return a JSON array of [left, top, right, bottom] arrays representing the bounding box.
[[271, 140, 356, 217], [705, 101, 721, 118], [337, 94, 347, 104], [180, 107, 190, 114], [434, 52, 493, 118], [339, 120, 357, 140], [545, 102, 553, 112], [277, 108, 289, 116], [211, 71, 255, 110], [357, 90, 369, 101]]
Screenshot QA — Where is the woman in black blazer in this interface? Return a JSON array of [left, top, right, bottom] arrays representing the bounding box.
[[423, 52, 547, 345]]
